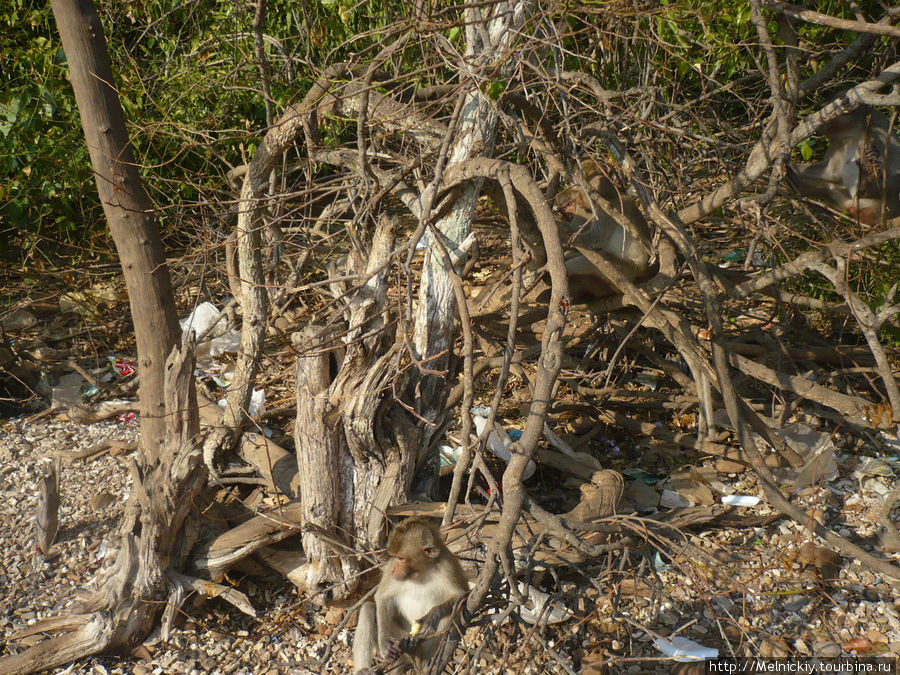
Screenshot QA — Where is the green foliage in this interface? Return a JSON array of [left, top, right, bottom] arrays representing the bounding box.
[[7, 0, 777, 258], [0, 0, 98, 257], [650, 0, 870, 91], [782, 239, 900, 344], [1, 0, 400, 257], [484, 79, 506, 100], [654, 0, 754, 83], [799, 140, 815, 162], [3, 0, 896, 271]]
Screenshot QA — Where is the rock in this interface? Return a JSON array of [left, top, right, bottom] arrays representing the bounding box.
[[815, 641, 841, 657], [1, 308, 38, 330]]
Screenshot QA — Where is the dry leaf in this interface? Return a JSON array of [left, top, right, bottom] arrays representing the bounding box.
[[841, 637, 872, 653], [867, 629, 888, 645], [324, 606, 345, 625], [797, 542, 841, 579], [671, 664, 706, 675], [760, 636, 791, 657], [90, 492, 117, 510], [130, 645, 153, 662], [581, 649, 608, 675], [618, 578, 653, 596]]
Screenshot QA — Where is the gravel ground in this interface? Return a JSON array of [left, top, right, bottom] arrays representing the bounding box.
[[2, 414, 899, 674], [0, 416, 353, 675]]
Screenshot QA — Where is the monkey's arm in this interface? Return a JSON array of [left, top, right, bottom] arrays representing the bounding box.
[[375, 594, 398, 656], [352, 602, 377, 673], [386, 594, 467, 663], [413, 596, 464, 636]]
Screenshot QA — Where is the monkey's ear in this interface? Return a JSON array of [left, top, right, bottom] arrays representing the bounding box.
[[423, 545, 440, 559]]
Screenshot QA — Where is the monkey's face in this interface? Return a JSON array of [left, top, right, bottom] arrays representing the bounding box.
[[847, 198, 892, 225], [390, 544, 440, 581]]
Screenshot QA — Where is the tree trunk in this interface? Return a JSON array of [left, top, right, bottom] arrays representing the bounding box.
[[0, 2, 205, 672], [49, 0, 181, 458], [0, 340, 206, 674], [411, 0, 530, 493], [293, 216, 419, 594]]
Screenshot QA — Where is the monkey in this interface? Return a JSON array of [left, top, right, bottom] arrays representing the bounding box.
[[554, 160, 653, 298], [353, 518, 469, 673], [788, 107, 900, 225]]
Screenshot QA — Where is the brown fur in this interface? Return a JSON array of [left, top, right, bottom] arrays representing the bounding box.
[[555, 161, 653, 297], [353, 518, 468, 673]]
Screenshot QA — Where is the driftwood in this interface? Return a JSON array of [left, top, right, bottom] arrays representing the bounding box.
[[56, 439, 136, 464], [197, 394, 297, 497], [193, 501, 304, 580], [169, 571, 256, 618], [62, 400, 137, 424], [1, 338, 207, 675], [256, 547, 308, 587], [34, 457, 60, 556]]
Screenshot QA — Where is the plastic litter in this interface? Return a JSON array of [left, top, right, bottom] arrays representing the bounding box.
[[659, 488, 692, 509], [766, 423, 837, 488], [180, 301, 226, 338], [180, 302, 241, 359], [50, 371, 93, 408], [108, 356, 136, 378], [722, 494, 762, 507], [472, 412, 536, 480], [218, 388, 266, 418], [654, 636, 719, 661], [515, 583, 573, 626]]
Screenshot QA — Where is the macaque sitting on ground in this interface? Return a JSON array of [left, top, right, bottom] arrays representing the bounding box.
[[554, 160, 653, 298], [788, 107, 900, 224], [353, 518, 469, 673]]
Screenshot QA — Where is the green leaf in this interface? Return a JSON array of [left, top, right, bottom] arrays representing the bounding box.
[[0, 98, 21, 136], [800, 140, 814, 162], [486, 79, 505, 100]]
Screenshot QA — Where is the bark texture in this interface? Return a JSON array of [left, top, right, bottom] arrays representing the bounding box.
[[49, 0, 180, 460]]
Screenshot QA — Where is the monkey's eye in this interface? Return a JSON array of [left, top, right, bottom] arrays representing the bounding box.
[[423, 546, 439, 559]]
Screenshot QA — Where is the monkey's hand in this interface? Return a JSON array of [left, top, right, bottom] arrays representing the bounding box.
[[385, 635, 421, 661], [415, 597, 458, 634], [383, 603, 451, 660]]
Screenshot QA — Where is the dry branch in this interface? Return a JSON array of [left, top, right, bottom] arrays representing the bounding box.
[[193, 501, 303, 580], [1, 339, 207, 674]]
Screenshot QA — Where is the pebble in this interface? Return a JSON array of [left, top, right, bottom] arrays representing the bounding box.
[[2, 415, 899, 674], [815, 642, 842, 657]]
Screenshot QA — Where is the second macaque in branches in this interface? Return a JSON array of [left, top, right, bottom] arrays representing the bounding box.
[[788, 107, 900, 225], [554, 160, 653, 297], [353, 518, 468, 673]]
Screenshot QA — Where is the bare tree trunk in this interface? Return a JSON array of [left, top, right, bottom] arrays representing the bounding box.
[[412, 0, 531, 492], [0, 340, 206, 675], [293, 216, 418, 593], [0, 3, 206, 672], [293, 325, 345, 590], [49, 0, 180, 459]]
